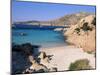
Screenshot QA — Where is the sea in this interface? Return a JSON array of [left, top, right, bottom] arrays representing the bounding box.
[[12, 26, 66, 48]]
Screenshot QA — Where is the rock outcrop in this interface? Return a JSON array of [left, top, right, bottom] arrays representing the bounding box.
[[23, 60, 49, 74], [12, 44, 54, 74], [12, 51, 32, 74], [64, 15, 96, 52], [12, 43, 42, 74], [22, 51, 54, 74]]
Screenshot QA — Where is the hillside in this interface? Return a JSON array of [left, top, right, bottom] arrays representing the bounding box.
[[13, 12, 94, 26], [52, 12, 94, 26], [64, 14, 96, 53]]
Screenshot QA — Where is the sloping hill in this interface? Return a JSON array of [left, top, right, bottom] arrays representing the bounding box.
[[13, 12, 94, 26], [52, 12, 94, 26]]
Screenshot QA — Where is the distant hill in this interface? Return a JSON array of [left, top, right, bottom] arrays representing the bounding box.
[[13, 12, 94, 26], [51, 12, 94, 26]]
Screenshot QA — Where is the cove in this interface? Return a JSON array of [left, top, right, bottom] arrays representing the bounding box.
[[12, 28, 66, 48]]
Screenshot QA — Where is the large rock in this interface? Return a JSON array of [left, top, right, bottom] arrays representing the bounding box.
[[64, 15, 96, 52], [12, 43, 40, 56], [23, 60, 49, 73], [38, 52, 47, 59], [38, 52, 50, 67], [19, 51, 52, 74], [12, 51, 32, 74], [12, 43, 40, 74]]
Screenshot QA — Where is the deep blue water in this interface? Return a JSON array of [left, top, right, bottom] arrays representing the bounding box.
[[13, 24, 66, 29], [12, 28, 66, 48]]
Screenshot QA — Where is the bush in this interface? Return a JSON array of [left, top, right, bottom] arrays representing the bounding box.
[[75, 28, 80, 34], [82, 22, 89, 31], [91, 17, 96, 26], [81, 22, 92, 31], [69, 59, 92, 70]]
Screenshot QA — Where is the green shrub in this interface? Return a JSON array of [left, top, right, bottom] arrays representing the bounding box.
[[86, 51, 93, 54], [69, 59, 92, 71], [81, 22, 92, 31], [75, 28, 80, 34], [82, 22, 89, 31]]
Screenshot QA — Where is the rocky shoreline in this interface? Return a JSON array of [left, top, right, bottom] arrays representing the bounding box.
[[12, 42, 95, 74], [63, 15, 96, 53], [12, 14, 96, 74], [12, 43, 57, 74]]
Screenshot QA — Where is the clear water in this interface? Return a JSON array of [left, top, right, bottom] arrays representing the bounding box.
[[12, 29, 66, 48]]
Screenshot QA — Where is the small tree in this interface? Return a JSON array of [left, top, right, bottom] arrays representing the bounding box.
[[81, 22, 92, 31], [69, 59, 92, 71]]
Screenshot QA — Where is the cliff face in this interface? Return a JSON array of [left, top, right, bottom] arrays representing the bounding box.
[[64, 15, 96, 52]]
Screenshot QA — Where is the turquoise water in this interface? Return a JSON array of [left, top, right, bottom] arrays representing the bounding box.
[[12, 29, 66, 48]]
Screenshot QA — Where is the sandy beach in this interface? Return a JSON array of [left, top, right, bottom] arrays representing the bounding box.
[[39, 46, 95, 71]]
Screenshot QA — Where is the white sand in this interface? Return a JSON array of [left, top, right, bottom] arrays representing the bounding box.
[[39, 46, 95, 71]]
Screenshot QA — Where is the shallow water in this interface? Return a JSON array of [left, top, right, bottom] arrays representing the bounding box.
[[12, 29, 66, 48]]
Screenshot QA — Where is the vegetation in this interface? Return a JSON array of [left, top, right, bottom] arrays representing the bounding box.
[[81, 22, 92, 31], [75, 28, 80, 34], [86, 51, 94, 54], [75, 22, 93, 35], [69, 59, 92, 70], [91, 17, 96, 25]]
